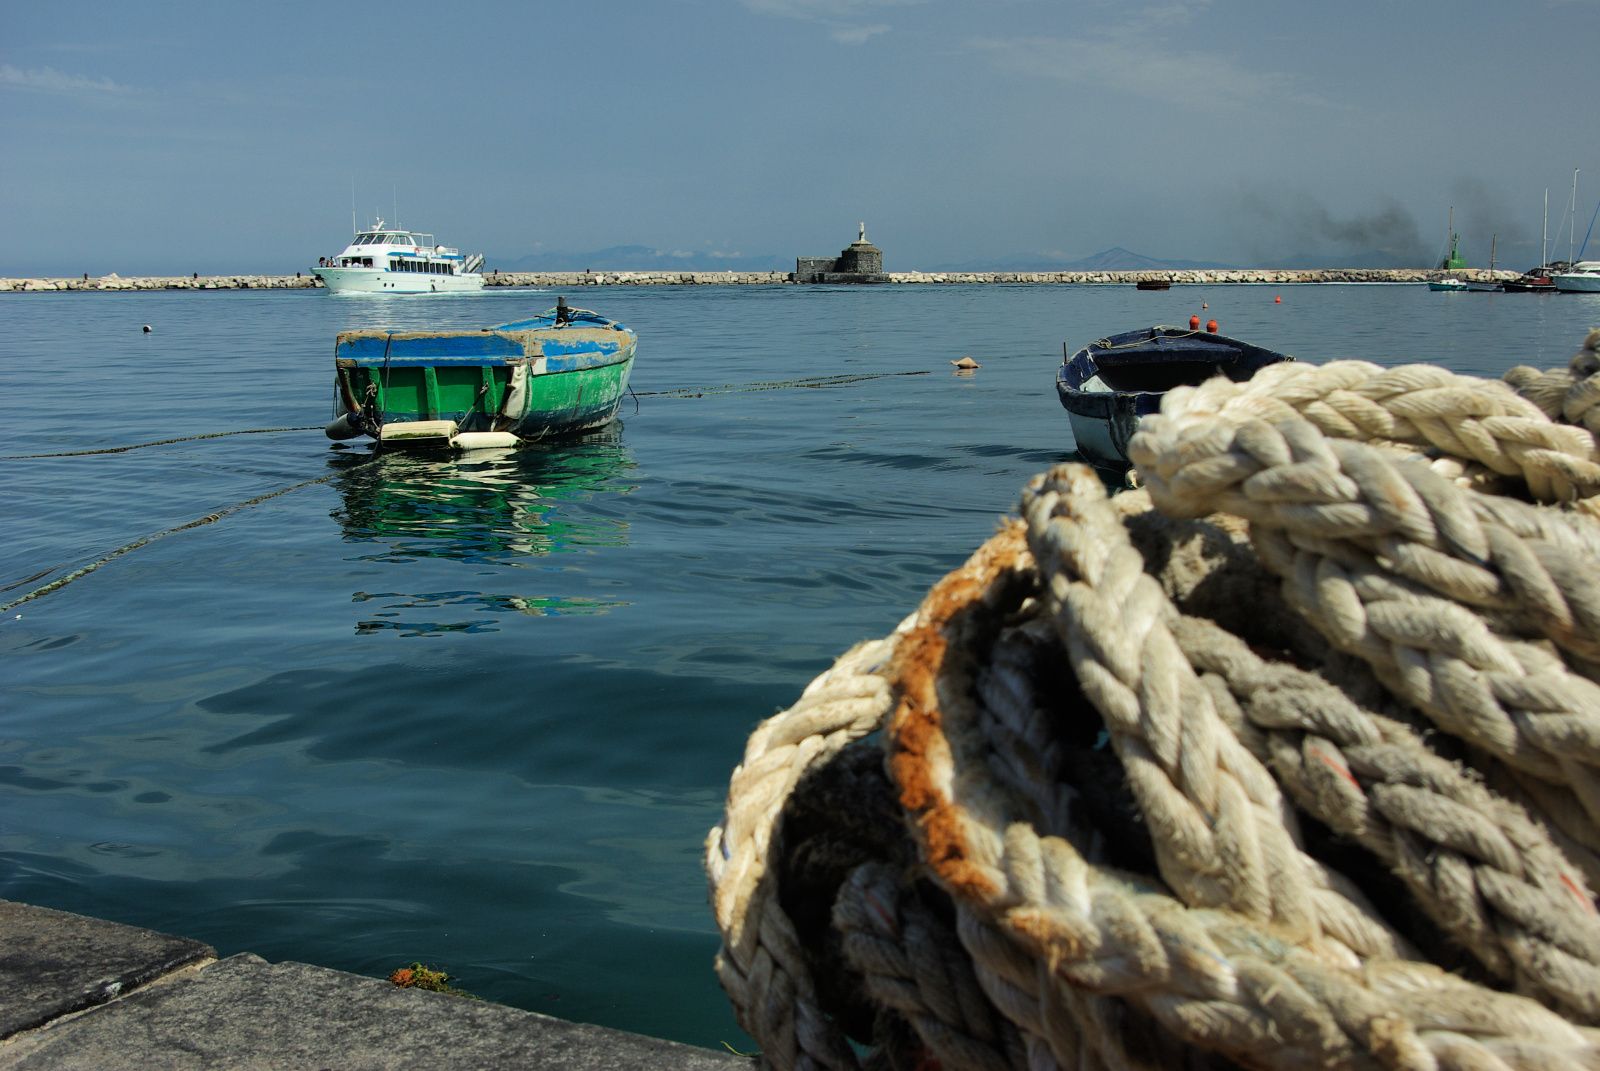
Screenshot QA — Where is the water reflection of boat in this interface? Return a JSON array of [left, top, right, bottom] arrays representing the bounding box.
[[330, 432, 636, 633]]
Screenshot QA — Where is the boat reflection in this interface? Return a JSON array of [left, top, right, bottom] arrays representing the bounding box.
[[329, 429, 637, 634]]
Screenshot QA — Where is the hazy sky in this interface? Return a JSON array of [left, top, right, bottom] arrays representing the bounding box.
[[4, 0, 1599, 275]]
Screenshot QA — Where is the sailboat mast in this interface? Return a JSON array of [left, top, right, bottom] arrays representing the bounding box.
[[1571, 169, 1580, 265], [1543, 188, 1549, 267]]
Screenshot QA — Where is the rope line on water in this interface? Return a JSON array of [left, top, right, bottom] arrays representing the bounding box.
[[0, 472, 343, 613], [707, 328, 1600, 1070], [634, 370, 931, 398], [1, 426, 323, 460], [4, 371, 933, 461]]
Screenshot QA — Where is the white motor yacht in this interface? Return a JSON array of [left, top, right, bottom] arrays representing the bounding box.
[[314, 218, 485, 294], [1552, 261, 1600, 293]]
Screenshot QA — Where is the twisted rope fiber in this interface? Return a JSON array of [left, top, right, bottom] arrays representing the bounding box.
[[1018, 469, 1410, 966], [1128, 381, 1600, 829], [1170, 610, 1600, 1020], [705, 634, 904, 1070], [833, 863, 1029, 1071], [969, 615, 1263, 1071], [1169, 358, 1600, 502], [1504, 329, 1600, 441], [1024, 467, 1600, 1020], [707, 341, 1600, 1068], [884, 527, 1200, 1071], [884, 522, 1600, 1069]]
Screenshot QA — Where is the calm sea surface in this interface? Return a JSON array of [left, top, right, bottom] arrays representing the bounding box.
[[2, 283, 1596, 1047]]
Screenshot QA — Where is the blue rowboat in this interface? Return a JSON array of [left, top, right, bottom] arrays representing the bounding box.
[[326, 298, 637, 451], [1056, 326, 1294, 471]]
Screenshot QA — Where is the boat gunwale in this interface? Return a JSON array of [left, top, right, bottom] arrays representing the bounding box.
[[1057, 326, 1293, 401]]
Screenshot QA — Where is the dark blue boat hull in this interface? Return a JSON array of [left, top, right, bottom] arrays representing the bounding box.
[[1056, 326, 1293, 470]]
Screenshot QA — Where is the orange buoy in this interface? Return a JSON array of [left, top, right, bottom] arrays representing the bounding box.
[[1189, 315, 1200, 330], [1206, 319, 1218, 333], [1274, 295, 1282, 304]]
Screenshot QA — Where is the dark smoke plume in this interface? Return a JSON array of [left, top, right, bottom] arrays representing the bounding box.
[[1231, 190, 1428, 266]]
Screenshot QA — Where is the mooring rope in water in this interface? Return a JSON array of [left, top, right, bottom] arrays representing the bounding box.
[[3, 371, 935, 461], [0, 472, 344, 613], [0, 426, 323, 461], [707, 329, 1600, 1070], [635, 369, 931, 398]]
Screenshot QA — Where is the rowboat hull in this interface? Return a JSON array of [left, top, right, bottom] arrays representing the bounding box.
[[1060, 389, 1150, 469], [328, 305, 636, 450], [1056, 326, 1293, 471]]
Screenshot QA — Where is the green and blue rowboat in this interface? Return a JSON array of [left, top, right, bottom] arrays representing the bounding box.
[[326, 298, 637, 450]]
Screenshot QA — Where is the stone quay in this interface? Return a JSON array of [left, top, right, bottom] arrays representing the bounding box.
[[1, 268, 1518, 292]]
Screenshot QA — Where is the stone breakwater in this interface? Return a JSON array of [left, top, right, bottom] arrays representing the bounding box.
[[1, 274, 322, 292], [1, 268, 1518, 292]]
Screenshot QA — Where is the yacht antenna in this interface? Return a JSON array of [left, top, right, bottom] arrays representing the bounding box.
[[393, 185, 398, 229], [350, 176, 356, 235]]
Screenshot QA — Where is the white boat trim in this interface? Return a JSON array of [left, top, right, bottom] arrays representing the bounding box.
[[312, 217, 484, 294], [1552, 261, 1600, 293]]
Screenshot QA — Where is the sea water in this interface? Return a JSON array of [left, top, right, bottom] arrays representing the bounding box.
[[2, 283, 1596, 1047]]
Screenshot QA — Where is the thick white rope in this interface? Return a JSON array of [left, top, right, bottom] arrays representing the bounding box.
[[885, 523, 1600, 1069], [707, 339, 1600, 1069], [1128, 383, 1600, 844], [706, 635, 901, 1070]]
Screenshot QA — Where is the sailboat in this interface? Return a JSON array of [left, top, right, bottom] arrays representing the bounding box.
[[1505, 178, 1574, 293], [1465, 234, 1502, 291], [1428, 206, 1470, 291], [1551, 168, 1600, 292]]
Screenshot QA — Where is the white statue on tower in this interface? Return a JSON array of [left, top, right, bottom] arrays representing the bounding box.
[[858, 222, 866, 243]]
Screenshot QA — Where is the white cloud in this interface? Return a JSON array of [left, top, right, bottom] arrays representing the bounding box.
[[740, 0, 915, 44], [0, 64, 134, 97], [831, 23, 890, 45], [742, 0, 916, 17], [968, 33, 1312, 111]]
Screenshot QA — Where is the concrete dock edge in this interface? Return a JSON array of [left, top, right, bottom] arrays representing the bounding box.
[[0, 900, 747, 1070]]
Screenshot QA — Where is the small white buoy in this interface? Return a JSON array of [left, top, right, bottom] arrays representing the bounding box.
[[950, 356, 980, 370], [142, 324, 152, 333]]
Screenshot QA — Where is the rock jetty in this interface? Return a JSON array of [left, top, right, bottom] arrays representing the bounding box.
[[0, 274, 321, 292], [1, 268, 1517, 292]]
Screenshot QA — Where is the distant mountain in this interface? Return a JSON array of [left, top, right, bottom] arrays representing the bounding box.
[[927, 247, 1236, 272], [489, 245, 787, 272]]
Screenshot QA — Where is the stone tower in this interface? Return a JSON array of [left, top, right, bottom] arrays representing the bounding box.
[[795, 223, 889, 283], [835, 222, 883, 275]]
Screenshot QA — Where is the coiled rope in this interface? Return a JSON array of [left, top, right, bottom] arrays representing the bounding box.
[[708, 329, 1600, 1070]]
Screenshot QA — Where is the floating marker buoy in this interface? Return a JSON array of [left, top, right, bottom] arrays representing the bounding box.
[[1202, 302, 1208, 310], [1274, 295, 1282, 304], [142, 325, 152, 333], [1206, 319, 1218, 333], [1189, 315, 1200, 330], [951, 356, 980, 370]]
